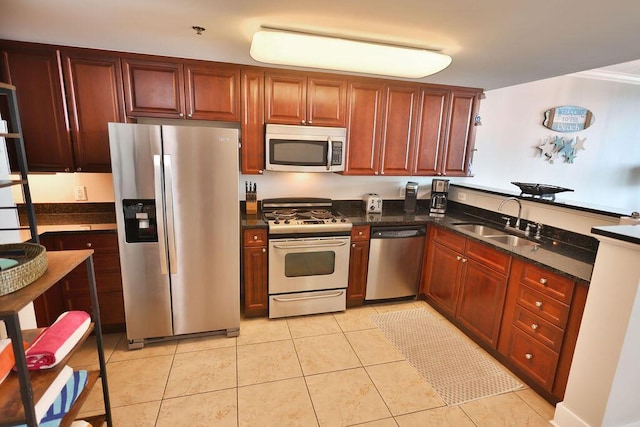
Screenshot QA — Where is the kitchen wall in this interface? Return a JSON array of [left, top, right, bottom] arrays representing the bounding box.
[[467, 72, 640, 214]]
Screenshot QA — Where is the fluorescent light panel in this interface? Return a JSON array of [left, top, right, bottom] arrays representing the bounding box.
[[250, 29, 452, 79]]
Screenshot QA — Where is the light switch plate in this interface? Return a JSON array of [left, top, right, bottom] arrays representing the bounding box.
[[74, 185, 88, 201]]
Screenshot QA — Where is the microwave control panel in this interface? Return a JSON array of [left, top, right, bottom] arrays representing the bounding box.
[[332, 142, 343, 165]]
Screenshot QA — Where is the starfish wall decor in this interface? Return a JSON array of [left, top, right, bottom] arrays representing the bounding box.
[[536, 136, 586, 164]]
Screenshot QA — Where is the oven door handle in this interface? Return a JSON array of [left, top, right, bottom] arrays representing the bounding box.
[[273, 290, 345, 302], [272, 241, 349, 250]]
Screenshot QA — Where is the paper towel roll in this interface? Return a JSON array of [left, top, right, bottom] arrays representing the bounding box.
[[619, 212, 640, 225]]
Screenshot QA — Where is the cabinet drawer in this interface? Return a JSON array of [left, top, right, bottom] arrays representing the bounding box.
[[465, 239, 511, 274], [54, 232, 119, 252], [517, 284, 570, 328], [432, 227, 466, 252], [351, 225, 370, 242], [243, 228, 267, 247], [512, 305, 564, 352], [520, 263, 574, 304], [507, 328, 559, 391]]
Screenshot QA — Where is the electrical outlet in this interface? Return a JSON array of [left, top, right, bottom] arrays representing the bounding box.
[[74, 186, 88, 201], [457, 192, 467, 201]]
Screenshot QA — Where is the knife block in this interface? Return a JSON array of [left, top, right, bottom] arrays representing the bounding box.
[[246, 200, 258, 215]]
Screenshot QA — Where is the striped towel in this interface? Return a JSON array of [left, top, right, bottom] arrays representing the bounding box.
[[25, 311, 91, 370], [15, 365, 74, 425], [38, 370, 89, 426]]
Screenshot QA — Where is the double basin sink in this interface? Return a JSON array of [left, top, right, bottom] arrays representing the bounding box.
[[453, 223, 539, 248]]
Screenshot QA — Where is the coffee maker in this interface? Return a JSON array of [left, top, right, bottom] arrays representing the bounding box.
[[404, 181, 419, 213], [429, 179, 450, 217]]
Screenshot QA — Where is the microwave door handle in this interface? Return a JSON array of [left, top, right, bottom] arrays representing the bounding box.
[[327, 137, 332, 170]]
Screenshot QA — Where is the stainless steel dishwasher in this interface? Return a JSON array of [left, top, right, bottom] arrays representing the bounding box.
[[365, 225, 426, 301]]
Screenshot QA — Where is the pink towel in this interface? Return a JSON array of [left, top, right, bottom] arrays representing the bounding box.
[[25, 311, 91, 370]]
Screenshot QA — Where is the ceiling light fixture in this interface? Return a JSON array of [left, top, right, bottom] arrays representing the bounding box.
[[250, 28, 452, 79]]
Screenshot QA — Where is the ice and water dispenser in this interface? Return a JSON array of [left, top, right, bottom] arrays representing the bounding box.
[[122, 200, 158, 243]]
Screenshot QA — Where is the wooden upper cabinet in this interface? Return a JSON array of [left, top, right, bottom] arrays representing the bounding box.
[[61, 50, 125, 172], [344, 80, 383, 175], [412, 87, 450, 176], [307, 77, 347, 126], [379, 83, 419, 176], [0, 43, 74, 172], [184, 61, 240, 121], [122, 57, 185, 118], [241, 68, 265, 174], [265, 71, 347, 126], [442, 89, 481, 176]]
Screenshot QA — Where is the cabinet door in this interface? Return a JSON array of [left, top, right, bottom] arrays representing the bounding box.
[[307, 77, 347, 126], [413, 87, 450, 175], [184, 62, 240, 121], [265, 72, 306, 124], [243, 245, 268, 317], [348, 225, 370, 307], [122, 57, 185, 118], [423, 241, 463, 317], [241, 69, 265, 174], [456, 258, 508, 347], [379, 84, 419, 176], [442, 89, 480, 176], [61, 50, 125, 172], [0, 44, 73, 172], [344, 80, 383, 175]]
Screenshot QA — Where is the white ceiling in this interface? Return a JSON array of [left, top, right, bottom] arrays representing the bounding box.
[[2, 0, 640, 90]]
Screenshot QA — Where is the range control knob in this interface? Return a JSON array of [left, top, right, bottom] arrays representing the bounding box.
[[274, 219, 280, 224], [284, 219, 290, 224], [332, 218, 337, 223]]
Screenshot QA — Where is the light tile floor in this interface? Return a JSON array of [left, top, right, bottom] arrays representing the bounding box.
[[72, 300, 555, 426]]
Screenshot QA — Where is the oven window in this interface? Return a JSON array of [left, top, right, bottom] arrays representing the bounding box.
[[284, 251, 336, 277], [270, 139, 327, 166]]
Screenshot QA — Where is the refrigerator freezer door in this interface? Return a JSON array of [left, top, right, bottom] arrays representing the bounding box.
[[108, 123, 173, 341], [161, 125, 240, 335]]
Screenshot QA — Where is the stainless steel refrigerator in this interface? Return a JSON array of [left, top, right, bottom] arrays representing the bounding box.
[[108, 123, 240, 349]]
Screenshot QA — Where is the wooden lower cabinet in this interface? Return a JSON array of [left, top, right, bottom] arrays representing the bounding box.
[[33, 231, 125, 333], [421, 226, 510, 348], [497, 258, 588, 401], [347, 225, 370, 307], [242, 228, 268, 317]]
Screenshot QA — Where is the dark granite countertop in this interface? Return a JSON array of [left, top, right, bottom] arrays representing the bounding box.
[[591, 224, 640, 245], [242, 199, 595, 283]]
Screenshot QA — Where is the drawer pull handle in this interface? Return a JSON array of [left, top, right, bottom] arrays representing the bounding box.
[[531, 323, 539, 330], [539, 278, 548, 284], [86, 243, 92, 248], [525, 353, 534, 360], [535, 301, 543, 308]]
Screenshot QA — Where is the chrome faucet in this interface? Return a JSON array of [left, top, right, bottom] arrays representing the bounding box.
[[498, 197, 522, 229]]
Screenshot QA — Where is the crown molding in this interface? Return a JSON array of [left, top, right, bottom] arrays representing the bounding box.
[[571, 69, 640, 85]]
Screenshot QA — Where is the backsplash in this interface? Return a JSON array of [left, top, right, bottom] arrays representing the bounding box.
[[18, 203, 116, 225]]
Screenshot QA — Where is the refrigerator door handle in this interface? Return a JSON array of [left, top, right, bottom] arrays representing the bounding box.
[[153, 155, 169, 275], [163, 154, 178, 274]]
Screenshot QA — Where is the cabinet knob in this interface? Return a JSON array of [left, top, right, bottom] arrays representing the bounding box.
[[456, 256, 462, 261], [188, 114, 193, 118], [539, 278, 548, 285], [461, 258, 467, 263], [64, 167, 70, 172], [352, 243, 356, 248], [358, 231, 363, 236], [259, 169, 264, 174], [179, 113, 184, 117], [308, 120, 313, 124], [262, 248, 266, 253], [381, 171, 385, 175], [535, 301, 543, 308], [76, 167, 82, 172], [86, 242, 92, 248], [525, 353, 534, 360], [531, 323, 539, 330], [301, 120, 306, 125], [374, 171, 379, 175], [253, 235, 258, 241]]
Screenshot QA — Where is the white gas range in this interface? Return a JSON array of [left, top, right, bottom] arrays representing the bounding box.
[[262, 198, 353, 319]]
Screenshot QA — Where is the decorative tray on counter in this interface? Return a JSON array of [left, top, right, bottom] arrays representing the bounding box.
[[511, 182, 574, 199]]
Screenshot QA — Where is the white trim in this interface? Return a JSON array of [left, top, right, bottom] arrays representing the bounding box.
[[552, 402, 592, 427], [571, 70, 640, 85]]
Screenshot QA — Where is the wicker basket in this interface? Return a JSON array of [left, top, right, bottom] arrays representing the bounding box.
[[0, 243, 48, 296]]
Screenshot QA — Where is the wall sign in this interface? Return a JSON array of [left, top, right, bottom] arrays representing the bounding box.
[[542, 105, 595, 132]]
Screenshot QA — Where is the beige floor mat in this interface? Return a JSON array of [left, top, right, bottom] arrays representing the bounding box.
[[371, 308, 523, 405]]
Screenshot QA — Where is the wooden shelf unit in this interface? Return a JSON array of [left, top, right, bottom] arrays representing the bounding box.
[[0, 250, 113, 427]]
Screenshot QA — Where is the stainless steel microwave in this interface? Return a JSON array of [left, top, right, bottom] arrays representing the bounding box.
[[265, 124, 346, 172]]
